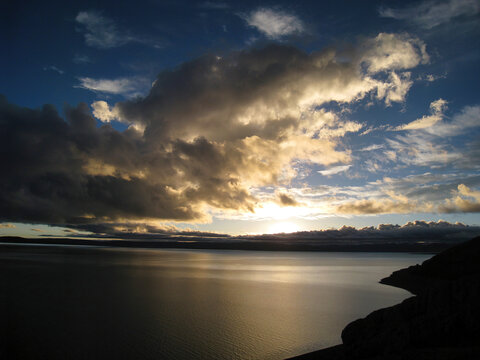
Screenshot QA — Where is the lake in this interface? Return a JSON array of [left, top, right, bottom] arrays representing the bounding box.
[[0, 245, 429, 359]]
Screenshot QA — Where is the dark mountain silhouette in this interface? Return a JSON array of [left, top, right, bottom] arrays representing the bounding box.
[[290, 236, 480, 359]]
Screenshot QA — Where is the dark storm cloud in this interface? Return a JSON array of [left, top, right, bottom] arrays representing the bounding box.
[[0, 93, 260, 226], [68, 222, 229, 239], [0, 96, 201, 225]]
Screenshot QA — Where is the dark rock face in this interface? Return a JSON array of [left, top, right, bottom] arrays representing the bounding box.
[[288, 236, 480, 360], [341, 236, 480, 359], [380, 235, 480, 295], [342, 276, 480, 358]]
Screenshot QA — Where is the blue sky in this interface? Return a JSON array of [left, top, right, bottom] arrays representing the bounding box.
[[1, 0, 480, 237]]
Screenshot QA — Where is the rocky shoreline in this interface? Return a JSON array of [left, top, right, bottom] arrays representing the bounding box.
[[289, 236, 480, 359]]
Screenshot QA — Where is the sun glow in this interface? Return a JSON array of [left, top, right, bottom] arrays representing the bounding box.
[[267, 221, 300, 234]]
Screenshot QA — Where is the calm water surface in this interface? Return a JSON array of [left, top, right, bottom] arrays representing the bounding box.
[[1, 245, 429, 359]]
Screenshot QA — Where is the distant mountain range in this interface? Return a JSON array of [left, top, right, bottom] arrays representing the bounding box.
[[0, 235, 466, 253]]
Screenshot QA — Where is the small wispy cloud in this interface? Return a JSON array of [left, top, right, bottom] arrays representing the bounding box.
[[358, 144, 384, 152], [242, 8, 304, 39], [75, 11, 163, 49], [318, 165, 351, 176], [0, 223, 16, 229], [395, 98, 448, 131], [395, 100, 479, 136], [379, 0, 480, 29], [43, 65, 64, 74], [73, 54, 92, 64], [76, 11, 129, 48], [76, 76, 149, 96], [423, 73, 447, 82], [427, 104, 480, 136]]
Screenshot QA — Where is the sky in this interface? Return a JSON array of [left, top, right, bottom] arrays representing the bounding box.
[[1, 0, 480, 238]]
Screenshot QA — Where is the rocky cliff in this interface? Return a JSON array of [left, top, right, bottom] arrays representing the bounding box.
[[290, 236, 480, 359]]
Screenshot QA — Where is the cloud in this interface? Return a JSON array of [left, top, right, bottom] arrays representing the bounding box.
[[440, 184, 480, 212], [276, 192, 300, 207], [278, 172, 480, 219], [330, 173, 480, 215], [426, 104, 480, 136], [424, 73, 447, 82], [247, 220, 480, 243], [0, 34, 429, 230], [76, 11, 130, 48], [91, 100, 123, 122], [318, 165, 351, 176], [75, 11, 162, 49], [358, 144, 384, 151], [110, 34, 427, 130], [73, 220, 480, 244], [384, 103, 480, 168], [242, 8, 304, 39], [395, 98, 447, 130], [360, 33, 429, 73], [0, 223, 16, 229], [43, 66, 64, 75], [0, 96, 204, 225], [335, 198, 418, 215], [73, 54, 92, 64], [379, 0, 480, 29], [68, 222, 229, 239], [76, 76, 149, 96]]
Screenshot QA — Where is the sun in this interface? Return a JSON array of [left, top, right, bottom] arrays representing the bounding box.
[[267, 221, 300, 234]]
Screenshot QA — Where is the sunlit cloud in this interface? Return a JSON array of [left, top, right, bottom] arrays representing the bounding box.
[[425, 104, 480, 136], [395, 99, 447, 131], [76, 76, 149, 96], [361, 33, 429, 73], [384, 103, 480, 168], [242, 8, 305, 39], [328, 173, 480, 215], [318, 165, 352, 176], [335, 198, 421, 215], [440, 184, 480, 212], [358, 144, 384, 152]]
